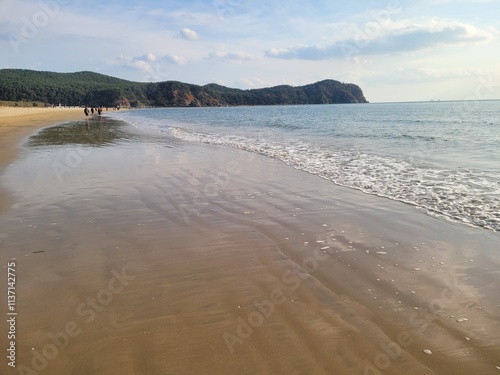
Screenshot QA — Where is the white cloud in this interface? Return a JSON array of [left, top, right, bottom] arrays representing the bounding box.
[[109, 52, 184, 65], [107, 52, 184, 79], [237, 77, 266, 88], [2, 0, 499, 103], [163, 55, 186, 64], [207, 51, 258, 61], [266, 19, 494, 60], [107, 54, 155, 74], [178, 27, 199, 40], [145, 53, 157, 62]]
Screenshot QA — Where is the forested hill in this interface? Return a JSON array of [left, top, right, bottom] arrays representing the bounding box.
[[0, 69, 368, 107]]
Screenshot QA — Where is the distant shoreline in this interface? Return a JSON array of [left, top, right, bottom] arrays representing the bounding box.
[[370, 98, 500, 105], [0, 69, 369, 108]]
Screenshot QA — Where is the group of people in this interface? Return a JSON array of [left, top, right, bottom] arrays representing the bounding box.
[[84, 106, 103, 116]]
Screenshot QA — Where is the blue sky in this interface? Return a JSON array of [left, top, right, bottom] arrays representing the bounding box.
[[1, 0, 499, 102]]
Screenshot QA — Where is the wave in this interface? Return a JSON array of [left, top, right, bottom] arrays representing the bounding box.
[[170, 126, 500, 232]]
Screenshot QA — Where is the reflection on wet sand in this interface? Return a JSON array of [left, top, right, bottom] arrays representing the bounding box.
[[1, 118, 499, 375], [27, 118, 133, 147]]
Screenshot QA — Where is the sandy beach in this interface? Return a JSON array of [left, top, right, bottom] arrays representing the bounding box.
[[0, 106, 84, 167], [0, 107, 84, 212], [0, 113, 499, 375]]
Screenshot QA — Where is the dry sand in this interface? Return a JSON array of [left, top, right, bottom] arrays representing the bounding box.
[[0, 114, 499, 375], [0, 107, 85, 212], [0, 106, 84, 167]]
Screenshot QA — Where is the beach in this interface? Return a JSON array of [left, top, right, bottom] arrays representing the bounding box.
[[0, 107, 84, 212], [0, 107, 84, 164], [0, 111, 499, 375]]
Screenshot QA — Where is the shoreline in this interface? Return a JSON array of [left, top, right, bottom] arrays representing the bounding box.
[[0, 107, 87, 212], [1, 120, 499, 374]]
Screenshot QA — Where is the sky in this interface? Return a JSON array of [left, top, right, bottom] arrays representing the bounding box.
[[1, 0, 499, 102]]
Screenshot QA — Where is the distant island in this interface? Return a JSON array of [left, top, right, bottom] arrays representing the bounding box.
[[0, 69, 368, 108]]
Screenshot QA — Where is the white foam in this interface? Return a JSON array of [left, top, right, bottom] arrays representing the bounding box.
[[170, 126, 500, 232]]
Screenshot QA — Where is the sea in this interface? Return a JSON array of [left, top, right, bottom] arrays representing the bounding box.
[[109, 100, 500, 232]]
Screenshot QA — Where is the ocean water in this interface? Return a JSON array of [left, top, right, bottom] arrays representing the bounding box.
[[109, 101, 500, 231]]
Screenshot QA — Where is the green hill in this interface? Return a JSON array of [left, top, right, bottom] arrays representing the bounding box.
[[0, 69, 368, 107]]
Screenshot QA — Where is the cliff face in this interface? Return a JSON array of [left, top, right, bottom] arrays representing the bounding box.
[[301, 80, 368, 104], [0, 69, 368, 107]]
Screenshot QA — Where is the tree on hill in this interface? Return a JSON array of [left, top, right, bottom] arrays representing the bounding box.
[[0, 69, 368, 107]]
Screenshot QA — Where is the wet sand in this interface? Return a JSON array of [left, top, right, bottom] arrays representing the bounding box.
[[0, 107, 84, 165], [0, 117, 499, 374], [0, 107, 84, 212]]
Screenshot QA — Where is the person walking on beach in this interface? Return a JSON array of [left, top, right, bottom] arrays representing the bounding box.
[[91, 107, 95, 115], [84, 106, 90, 116], [98, 106, 103, 115]]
